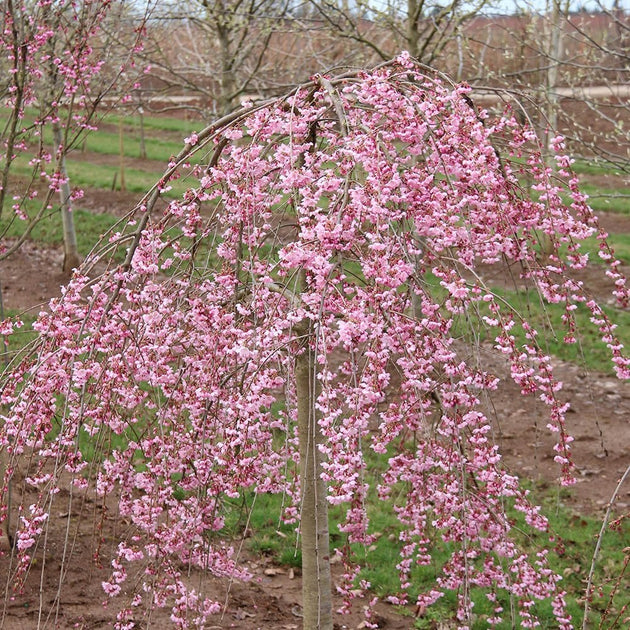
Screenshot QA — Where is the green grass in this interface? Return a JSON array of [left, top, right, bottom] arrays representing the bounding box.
[[510, 487, 629, 630], [565, 160, 630, 215], [103, 112, 200, 134], [572, 159, 624, 178], [3, 110, 203, 158], [524, 297, 629, 374], [579, 186, 630, 215], [70, 127, 190, 163], [578, 232, 630, 266], [63, 157, 192, 196], [4, 150, 192, 198], [588, 195, 630, 216], [450, 285, 630, 375], [208, 451, 628, 629], [0, 310, 39, 362], [0, 204, 123, 258]]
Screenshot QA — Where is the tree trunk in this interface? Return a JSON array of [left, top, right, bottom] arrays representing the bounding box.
[[118, 116, 126, 192], [539, 0, 565, 259], [218, 28, 236, 115], [296, 323, 333, 630], [138, 106, 147, 160], [407, 0, 420, 58], [545, 0, 563, 154], [52, 123, 81, 274]]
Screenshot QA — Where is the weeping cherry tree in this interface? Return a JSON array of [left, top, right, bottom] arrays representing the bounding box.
[[1, 54, 628, 629]]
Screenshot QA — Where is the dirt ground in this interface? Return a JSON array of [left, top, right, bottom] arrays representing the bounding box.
[[0, 184, 629, 628]]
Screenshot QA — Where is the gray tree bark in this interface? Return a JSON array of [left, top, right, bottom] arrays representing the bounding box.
[[295, 322, 333, 630], [52, 123, 81, 274], [0, 441, 8, 551], [0, 284, 10, 552]]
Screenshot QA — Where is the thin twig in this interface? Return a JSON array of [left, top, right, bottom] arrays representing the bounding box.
[[583, 462, 630, 630]]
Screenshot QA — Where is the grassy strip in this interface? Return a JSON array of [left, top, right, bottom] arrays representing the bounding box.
[[0, 205, 123, 258], [450, 285, 630, 375], [0, 110, 202, 165], [63, 158, 193, 197], [103, 112, 200, 134], [587, 196, 630, 216], [219, 462, 628, 629], [0, 108, 199, 142], [579, 185, 630, 216], [507, 293, 630, 374], [573, 232, 630, 266], [572, 159, 625, 178], [72, 129, 188, 163], [5, 152, 192, 198]]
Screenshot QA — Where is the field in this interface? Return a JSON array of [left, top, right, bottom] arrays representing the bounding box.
[[1, 109, 629, 629]]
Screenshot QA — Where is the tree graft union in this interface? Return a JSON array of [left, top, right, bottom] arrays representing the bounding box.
[[0, 55, 628, 629]]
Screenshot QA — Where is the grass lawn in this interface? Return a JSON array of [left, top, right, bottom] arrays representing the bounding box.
[[450, 286, 630, 375], [579, 187, 630, 216], [0, 203, 123, 258], [217, 460, 628, 629]]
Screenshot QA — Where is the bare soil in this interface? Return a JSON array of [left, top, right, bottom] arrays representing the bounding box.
[[0, 184, 629, 628]]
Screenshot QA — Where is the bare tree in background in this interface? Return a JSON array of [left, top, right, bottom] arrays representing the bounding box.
[[464, 1, 630, 174], [560, 1, 630, 170], [307, 0, 490, 66], [138, 0, 294, 116], [0, 0, 148, 273], [136, 0, 498, 119]]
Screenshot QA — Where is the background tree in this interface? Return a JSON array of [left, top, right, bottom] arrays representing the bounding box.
[[1, 56, 628, 628], [0, 0, 148, 272], [307, 0, 491, 67], [137, 0, 295, 116], [462, 0, 630, 173]]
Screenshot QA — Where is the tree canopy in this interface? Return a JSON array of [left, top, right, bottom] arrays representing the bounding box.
[[1, 55, 628, 628]]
